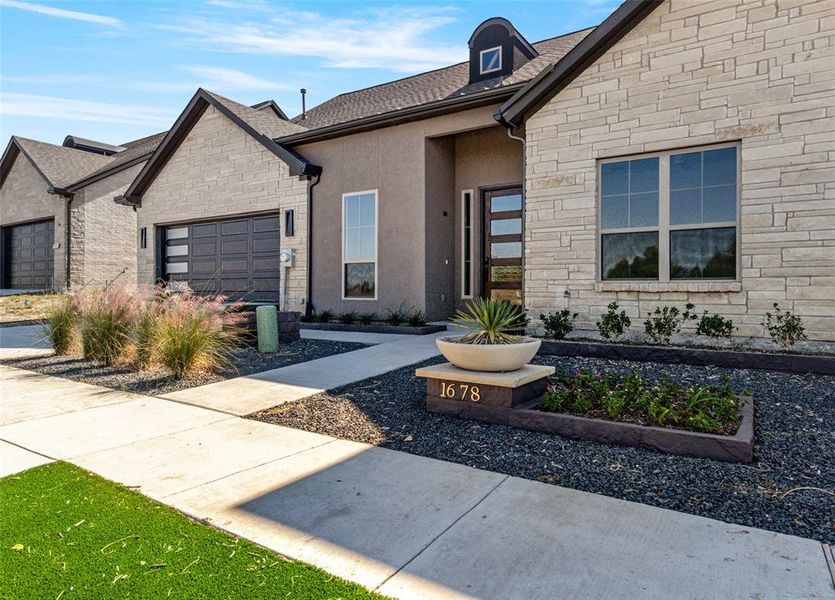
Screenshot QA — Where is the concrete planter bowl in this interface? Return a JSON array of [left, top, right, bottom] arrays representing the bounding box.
[[437, 337, 541, 372]]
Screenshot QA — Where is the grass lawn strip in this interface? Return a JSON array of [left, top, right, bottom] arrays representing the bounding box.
[[1, 462, 384, 599]]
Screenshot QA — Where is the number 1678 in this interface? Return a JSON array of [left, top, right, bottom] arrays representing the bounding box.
[[439, 381, 480, 401]]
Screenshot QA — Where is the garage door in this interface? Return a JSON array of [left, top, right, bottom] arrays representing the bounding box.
[[163, 214, 280, 303], [4, 219, 54, 289]]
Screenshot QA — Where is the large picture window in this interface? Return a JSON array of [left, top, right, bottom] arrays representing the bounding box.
[[599, 144, 738, 281], [343, 190, 377, 299]]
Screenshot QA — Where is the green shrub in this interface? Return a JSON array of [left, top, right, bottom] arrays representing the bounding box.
[[384, 305, 408, 326], [315, 310, 334, 324], [596, 302, 631, 341], [76, 288, 137, 366], [357, 312, 376, 326], [339, 311, 357, 324], [696, 312, 736, 339], [539, 309, 577, 339], [763, 303, 807, 349], [44, 295, 79, 355], [452, 298, 526, 345], [155, 293, 241, 378], [407, 309, 427, 327], [540, 368, 742, 434], [644, 303, 696, 345]]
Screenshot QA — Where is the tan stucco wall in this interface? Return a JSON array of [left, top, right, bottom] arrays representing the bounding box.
[[298, 104, 507, 319], [453, 125, 524, 307], [137, 104, 309, 308], [70, 163, 141, 289], [0, 154, 67, 289], [525, 0, 835, 340]]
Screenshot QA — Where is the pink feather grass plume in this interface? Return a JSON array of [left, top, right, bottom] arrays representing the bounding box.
[[152, 289, 245, 378], [71, 286, 143, 366]]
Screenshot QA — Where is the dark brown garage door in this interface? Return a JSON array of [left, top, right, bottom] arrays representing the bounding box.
[[3, 219, 54, 289], [163, 214, 280, 303]]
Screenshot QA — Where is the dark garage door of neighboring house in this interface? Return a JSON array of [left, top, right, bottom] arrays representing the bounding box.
[[163, 214, 281, 303], [2, 219, 55, 289]]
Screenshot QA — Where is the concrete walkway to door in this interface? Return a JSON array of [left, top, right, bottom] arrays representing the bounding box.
[[1, 365, 833, 600], [160, 328, 456, 415]]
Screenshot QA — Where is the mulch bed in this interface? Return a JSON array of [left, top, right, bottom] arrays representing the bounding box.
[[252, 354, 835, 544], [1, 339, 367, 396]]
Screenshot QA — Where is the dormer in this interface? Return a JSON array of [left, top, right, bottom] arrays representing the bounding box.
[[468, 17, 538, 85]]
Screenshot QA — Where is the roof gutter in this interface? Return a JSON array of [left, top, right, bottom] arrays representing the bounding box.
[[278, 84, 525, 147], [494, 0, 660, 128], [66, 152, 155, 193]]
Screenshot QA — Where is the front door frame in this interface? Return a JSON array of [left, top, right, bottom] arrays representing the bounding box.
[[481, 184, 524, 305]]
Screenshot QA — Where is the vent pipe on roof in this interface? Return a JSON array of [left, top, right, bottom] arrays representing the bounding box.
[[300, 88, 307, 119]]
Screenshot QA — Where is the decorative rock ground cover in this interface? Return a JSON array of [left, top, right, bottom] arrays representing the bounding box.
[[252, 355, 835, 544], [1, 339, 367, 395]]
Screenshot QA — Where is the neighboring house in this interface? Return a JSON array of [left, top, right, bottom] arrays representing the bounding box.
[[5, 0, 834, 340], [0, 102, 279, 292]]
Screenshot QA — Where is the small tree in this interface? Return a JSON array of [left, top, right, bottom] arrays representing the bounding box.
[[596, 302, 631, 341], [763, 303, 807, 349]]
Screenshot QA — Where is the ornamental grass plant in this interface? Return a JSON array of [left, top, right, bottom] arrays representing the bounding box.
[[44, 294, 79, 355]]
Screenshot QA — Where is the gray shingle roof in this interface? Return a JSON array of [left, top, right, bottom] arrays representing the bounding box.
[[292, 28, 593, 130], [69, 131, 168, 188], [204, 91, 309, 137], [13, 136, 113, 190]]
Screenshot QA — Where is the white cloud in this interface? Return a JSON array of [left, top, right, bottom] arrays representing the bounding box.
[[0, 93, 174, 126], [179, 66, 292, 90], [205, 0, 270, 11], [163, 6, 466, 73], [3, 66, 292, 93], [0, 0, 122, 28]]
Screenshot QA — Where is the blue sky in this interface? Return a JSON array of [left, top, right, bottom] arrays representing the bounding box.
[[0, 0, 620, 146]]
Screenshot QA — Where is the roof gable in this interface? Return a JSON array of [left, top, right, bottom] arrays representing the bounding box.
[[1, 136, 113, 193], [495, 0, 662, 128], [117, 89, 321, 206]]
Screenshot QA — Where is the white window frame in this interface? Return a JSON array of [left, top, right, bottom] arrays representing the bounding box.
[[479, 46, 502, 75], [461, 189, 474, 299], [342, 189, 378, 301], [597, 141, 741, 283]]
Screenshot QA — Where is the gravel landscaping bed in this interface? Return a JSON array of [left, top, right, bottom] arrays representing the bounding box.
[[252, 354, 835, 544], [1, 339, 367, 395]]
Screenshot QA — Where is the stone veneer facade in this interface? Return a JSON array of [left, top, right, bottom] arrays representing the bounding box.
[[136, 104, 310, 308], [524, 0, 835, 339], [69, 163, 141, 289]]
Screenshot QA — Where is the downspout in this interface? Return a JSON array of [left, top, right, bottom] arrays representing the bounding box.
[[505, 126, 526, 308], [305, 173, 321, 318], [65, 195, 72, 290]]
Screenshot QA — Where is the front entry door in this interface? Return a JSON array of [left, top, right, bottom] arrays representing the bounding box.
[[483, 187, 523, 305]]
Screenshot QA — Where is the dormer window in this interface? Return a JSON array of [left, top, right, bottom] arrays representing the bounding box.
[[468, 17, 538, 85], [480, 46, 502, 75]]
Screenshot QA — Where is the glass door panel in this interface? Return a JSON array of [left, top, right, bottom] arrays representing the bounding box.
[[483, 187, 523, 305]]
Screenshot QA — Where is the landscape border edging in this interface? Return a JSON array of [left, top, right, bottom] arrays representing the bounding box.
[[537, 339, 835, 375], [300, 322, 446, 335]]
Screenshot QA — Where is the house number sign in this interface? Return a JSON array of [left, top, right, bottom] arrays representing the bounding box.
[[439, 381, 480, 402]]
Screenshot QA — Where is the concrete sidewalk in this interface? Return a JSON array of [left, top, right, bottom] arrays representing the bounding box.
[[161, 329, 451, 415], [1, 365, 833, 599]]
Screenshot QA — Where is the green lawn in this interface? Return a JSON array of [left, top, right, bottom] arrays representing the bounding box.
[[1, 462, 384, 599]]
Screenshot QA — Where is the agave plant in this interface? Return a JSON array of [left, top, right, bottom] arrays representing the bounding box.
[[452, 298, 528, 345]]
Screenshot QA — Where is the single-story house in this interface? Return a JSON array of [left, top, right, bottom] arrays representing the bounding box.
[[4, 0, 834, 340]]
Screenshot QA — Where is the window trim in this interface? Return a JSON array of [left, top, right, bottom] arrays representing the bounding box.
[[479, 46, 502, 75], [341, 189, 378, 301], [597, 141, 741, 283], [461, 189, 474, 299]]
